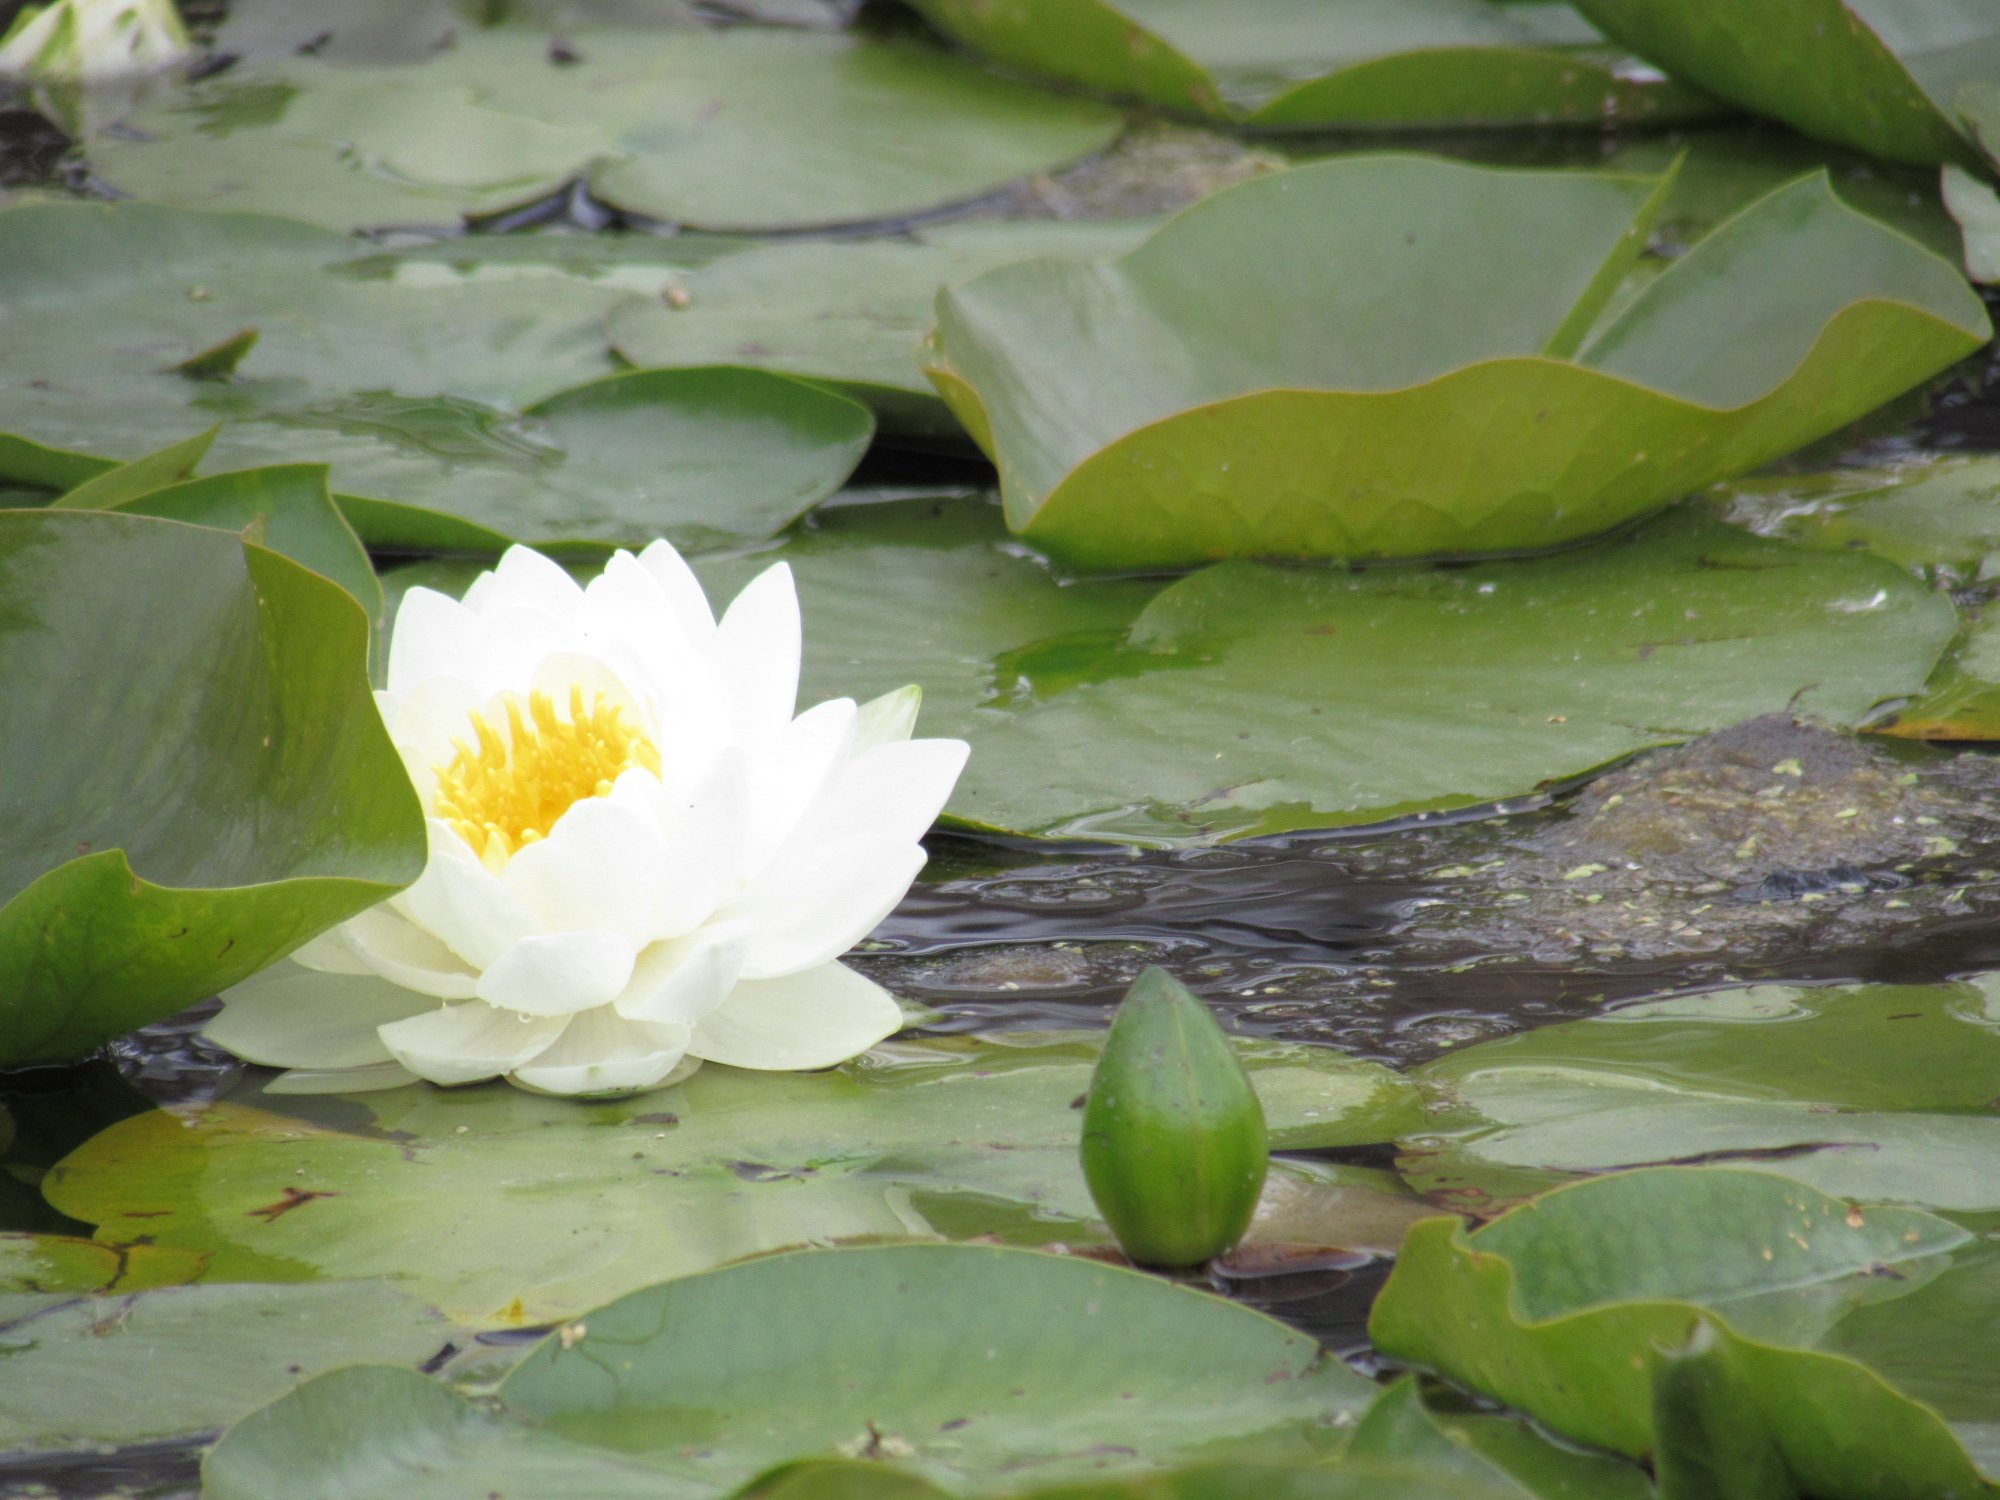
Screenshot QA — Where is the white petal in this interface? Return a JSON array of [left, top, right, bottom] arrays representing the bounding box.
[[379, 674, 487, 807], [470, 545, 584, 623], [205, 963, 434, 1070], [742, 696, 856, 875], [578, 551, 701, 664], [781, 736, 968, 855], [290, 927, 373, 975], [385, 587, 482, 697], [712, 562, 802, 750], [475, 929, 637, 1017], [395, 825, 543, 970], [266, 1062, 421, 1095], [378, 1001, 569, 1086], [342, 906, 480, 999], [733, 835, 926, 980], [689, 961, 903, 1071], [507, 1006, 693, 1097], [501, 794, 671, 947], [647, 752, 750, 936], [854, 684, 922, 750], [614, 921, 750, 1026], [637, 538, 716, 644]]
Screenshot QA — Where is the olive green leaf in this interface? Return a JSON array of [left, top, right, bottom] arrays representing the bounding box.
[[1401, 980, 2000, 1214], [924, 157, 1988, 569], [0, 511, 424, 1067], [608, 220, 1153, 437], [1570, 0, 2000, 167], [0, 1281, 460, 1453], [203, 1244, 1379, 1499], [1369, 1167, 1999, 1497], [901, 0, 1718, 129], [87, 27, 1122, 234]]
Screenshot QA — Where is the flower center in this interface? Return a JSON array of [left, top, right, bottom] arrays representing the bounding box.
[[432, 685, 660, 869]]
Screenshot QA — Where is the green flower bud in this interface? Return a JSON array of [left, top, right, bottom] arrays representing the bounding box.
[[1080, 967, 1268, 1269]]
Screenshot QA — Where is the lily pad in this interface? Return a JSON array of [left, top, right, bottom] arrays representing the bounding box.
[[0, 511, 423, 1068], [1944, 163, 2000, 282], [1570, 0, 2000, 167], [45, 1029, 1417, 1324], [684, 494, 1954, 843], [902, 0, 1717, 129], [88, 26, 1123, 234], [1400, 980, 2000, 1214], [1871, 602, 2000, 741], [53, 461, 382, 617], [924, 156, 1989, 569], [0, 1231, 204, 1295], [0, 1280, 459, 1452], [1369, 1167, 2000, 1496], [608, 220, 1153, 437], [0, 202, 874, 549], [204, 1243, 1379, 1500], [1712, 452, 2000, 584]]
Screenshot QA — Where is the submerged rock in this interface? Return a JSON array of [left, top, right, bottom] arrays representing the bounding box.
[[1390, 716, 2000, 963]]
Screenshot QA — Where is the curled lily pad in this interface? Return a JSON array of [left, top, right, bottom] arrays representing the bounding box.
[[0, 511, 423, 1068], [1571, 0, 2000, 167], [1369, 1167, 1999, 1497], [1400, 980, 2000, 1214], [88, 26, 1123, 233], [902, 0, 1717, 129], [687, 495, 1954, 843], [925, 156, 1989, 569], [45, 1030, 1416, 1324], [204, 1244, 1379, 1499]]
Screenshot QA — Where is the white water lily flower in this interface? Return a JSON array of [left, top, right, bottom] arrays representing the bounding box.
[[0, 0, 190, 81], [206, 541, 967, 1098]]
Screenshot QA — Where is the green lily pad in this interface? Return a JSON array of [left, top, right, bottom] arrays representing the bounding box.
[[902, 0, 1717, 129], [0, 1231, 205, 1295], [204, 1244, 1379, 1500], [0, 201, 874, 549], [45, 1029, 1417, 1325], [685, 493, 1955, 843], [0, 511, 423, 1068], [1400, 980, 2000, 1214], [53, 460, 382, 617], [1345, 1379, 1654, 1500], [1569, 0, 2000, 167], [1944, 163, 2000, 282], [0, 1280, 459, 1453], [1712, 452, 2000, 584], [88, 26, 1123, 234], [1870, 602, 2000, 741], [608, 220, 1153, 437], [925, 156, 1988, 569], [1369, 1167, 2000, 1496]]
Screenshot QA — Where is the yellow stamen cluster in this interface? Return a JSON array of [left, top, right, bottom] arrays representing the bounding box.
[[432, 685, 660, 869]]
